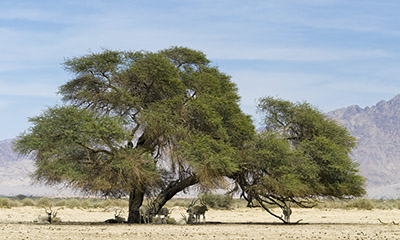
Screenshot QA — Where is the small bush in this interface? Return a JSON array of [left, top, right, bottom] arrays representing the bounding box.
[[91, 199, 105, 208], [100, 199, 129, 209], [347, 199, 373, 210], [79, 199, 92, 209], [0, 198, 11, 208], [65, 198, 81, 209], [165, 198, 192, 208], [36, 197, 51, 207], [21, 198, 35, 206], [200, 193, 233, 209], [54, 199, 67, 207]]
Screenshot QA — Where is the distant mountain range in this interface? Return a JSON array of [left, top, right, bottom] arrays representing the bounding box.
[[328, 94, 400, 198], [2, 95, 400, 198], [0, 139, 74, 196]]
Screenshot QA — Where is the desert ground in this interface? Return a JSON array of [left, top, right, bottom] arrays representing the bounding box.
[[1, 207, 400, 239]]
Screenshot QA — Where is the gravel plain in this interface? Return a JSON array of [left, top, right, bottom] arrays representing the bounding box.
[[1, 207, 400, 239]]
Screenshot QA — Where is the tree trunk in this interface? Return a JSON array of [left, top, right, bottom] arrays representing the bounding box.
[[127, 189, 145, 223], [152, 175, 198, 214]]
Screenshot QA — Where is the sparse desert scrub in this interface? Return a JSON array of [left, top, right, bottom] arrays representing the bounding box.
[[316, 198, 400, 210], [199, 193, 233, 209], [21, 198, 35, 206], [0, 198, 19, 208]]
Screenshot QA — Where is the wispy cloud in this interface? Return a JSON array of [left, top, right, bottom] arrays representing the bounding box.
[[0, 80, 58, 98], [208, 46, 391, 62], [231, 69, 400, 112]]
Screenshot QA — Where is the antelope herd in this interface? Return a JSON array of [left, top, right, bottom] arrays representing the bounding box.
[[137, 197, 208, 225], [31, 197, 212, 225], [29, 197, 302, 226]]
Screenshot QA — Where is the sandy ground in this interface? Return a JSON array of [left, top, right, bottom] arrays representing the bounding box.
[[1, 207, 400, 239]]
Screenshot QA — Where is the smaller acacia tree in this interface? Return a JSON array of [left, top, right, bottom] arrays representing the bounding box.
[[236, 97, 365, 223]]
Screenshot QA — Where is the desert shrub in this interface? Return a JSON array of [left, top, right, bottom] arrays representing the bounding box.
[[90, 199, 105, 208], [36, 197, 51, 207], [316, 199, 347, 209], [165, 198, 192, 208], [100, 199, 128, 208], [112, 199, 128, 208], [347, 199, 373, 210], [79, 199, 93, 209], [233, 199, 249, 208], [200, 193, 233, 209], [54, 199, 67, 207], [372, 199, 400, 210], [21, 198, 35, 206], [0, 198, 19, 208], [65, 198, 81, 208], [0, 198, 11, 208]]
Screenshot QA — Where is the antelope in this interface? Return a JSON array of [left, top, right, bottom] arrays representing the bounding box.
[[34, 207, 61, 224], [139, 205, 151, 223], [186, 198, 208, 223], [152, 215, 163, 224], [139, 198, 155, 224], [155, 207, 173, 221], [282, 204, 292, 223], [166, 216, 177, 224], [179, 212, 197, 225], [105, 209, 126, 223], [157, 207, 171, 218]]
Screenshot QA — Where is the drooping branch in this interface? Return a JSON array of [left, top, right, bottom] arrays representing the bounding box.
[[253, 195, 286, 223], [152, 175, 199, 214]]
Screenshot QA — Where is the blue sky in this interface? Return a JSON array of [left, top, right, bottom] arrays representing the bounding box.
[[1, 0, 400, 140]]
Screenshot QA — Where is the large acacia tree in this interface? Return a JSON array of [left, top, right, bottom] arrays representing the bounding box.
[[15, 47, 254, 223], [235, 97, 365, 223]]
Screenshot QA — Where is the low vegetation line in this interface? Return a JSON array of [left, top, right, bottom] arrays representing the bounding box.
[[0, 195, 399, 211]]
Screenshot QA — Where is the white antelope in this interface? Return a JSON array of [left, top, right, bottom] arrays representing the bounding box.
[[34, 207, 61, 224], [105, 209, 126, 223]]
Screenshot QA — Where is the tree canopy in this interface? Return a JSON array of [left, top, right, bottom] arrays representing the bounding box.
[[14, 47, 365, 224], [236, 97, 365, 223], [14, 47, 255, 223]]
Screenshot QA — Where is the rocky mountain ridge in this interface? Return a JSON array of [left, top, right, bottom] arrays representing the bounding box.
[[328, 94, 400, 198], [0, 139, 73, 196]]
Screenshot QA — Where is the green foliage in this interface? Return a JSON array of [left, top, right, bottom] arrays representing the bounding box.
[[14, 47, 254, 205], [164, 198, 194, 208], [65, 198, 81, 209], [346, 199, 373, 210], [36, 197, 51, 207], [21, 198, 35, 206], [0, 198, 19, 208], [200, 193, 233, 209], [54, 199, 67, 207], [16, 194, 27, 200], [316, 199, 400, 210], [237, 97, 365, 217], [0, 198, 11, 208]]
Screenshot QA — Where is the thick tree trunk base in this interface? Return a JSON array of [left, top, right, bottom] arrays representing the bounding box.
[[127, 189, 144, 223]]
